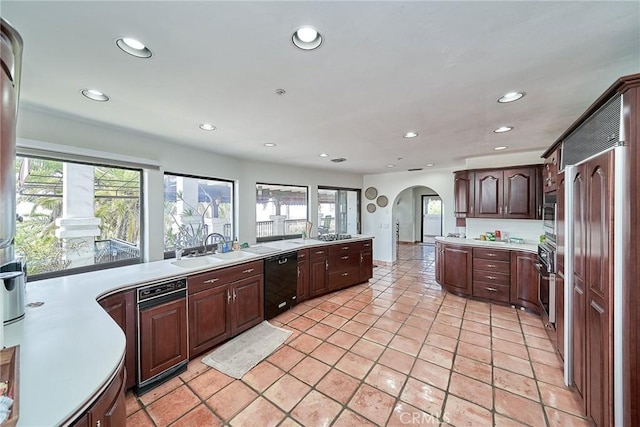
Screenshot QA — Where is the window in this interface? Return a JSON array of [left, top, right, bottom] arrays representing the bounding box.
[[318, 187, 361, 235], [256, 183, 308, 241], [15, 156, 142, 279], [164, 174, 234, 255]]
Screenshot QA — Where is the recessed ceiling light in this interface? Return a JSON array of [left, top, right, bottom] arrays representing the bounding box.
[[319, 153, 329, 157], [494, 126, 513, 133], [426, 163, 435, 167], [292, 26, 323, 50], [199, 123, 216, 131], [494, 146, 508, 151], [387, 164, 396, 168], [264, 143, 277, 147], [403, 132, 419, 138], [497, 92, 525, 103], [81, 89, 109, 102], [116, 37, 152, 58]]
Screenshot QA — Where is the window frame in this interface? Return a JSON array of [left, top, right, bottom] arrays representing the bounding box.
[[15, 154, 145, 282], [256, 182, 309, 243], [163, 171, 235, 258], [317, 185, 362, 235]]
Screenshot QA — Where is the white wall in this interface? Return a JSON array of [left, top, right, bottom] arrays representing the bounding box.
[[363, 169, 457, 263], [394, 187, 415, 242], [17, 106, 363, 261]]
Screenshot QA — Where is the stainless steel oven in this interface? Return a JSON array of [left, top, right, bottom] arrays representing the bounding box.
[[537, 243, 556, 325]]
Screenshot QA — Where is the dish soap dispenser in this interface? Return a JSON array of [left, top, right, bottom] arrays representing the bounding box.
[[232, 236, 240, 251]]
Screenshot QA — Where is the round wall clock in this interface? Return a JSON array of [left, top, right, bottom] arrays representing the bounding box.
[[377, 195, 388, 207], [366, 203, 376, 213], [365, 187, 378, 200]]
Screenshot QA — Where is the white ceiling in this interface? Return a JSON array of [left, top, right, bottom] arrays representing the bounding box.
[[3, 1, 639, 174]]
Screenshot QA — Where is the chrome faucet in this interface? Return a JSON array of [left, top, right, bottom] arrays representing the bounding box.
[[202, 232, 227, 254]]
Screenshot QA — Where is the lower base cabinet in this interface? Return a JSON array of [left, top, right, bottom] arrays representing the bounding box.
[[98, 291, 136, 390], [297, 249, 310, 302], [71, 363, 126, 427], [188, 264, 264, 358], [510, 251, 540, 312], [442, 244, 473, 296]]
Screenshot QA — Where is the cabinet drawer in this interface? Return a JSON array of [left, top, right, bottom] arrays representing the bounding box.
[[352, 240, 372, 252], [473, 281, 510, 302], [329, 244, 353, 257], [310, 247, 329, 259], [473, 247, 510, 262], [330, 252, 360, 270], [329, 267, 360, 290], [473, 259, 510, 274], [297, 249, 309, 260], [473, 270, 510, 286], [189, 260, 263, 294]]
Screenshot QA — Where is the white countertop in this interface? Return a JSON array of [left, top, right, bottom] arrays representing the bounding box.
[[435, 236, 538, 253], [4, 235, 373, 426]]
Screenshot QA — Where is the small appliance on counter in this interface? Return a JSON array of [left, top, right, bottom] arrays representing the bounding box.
[[1, 258, 26, 324]]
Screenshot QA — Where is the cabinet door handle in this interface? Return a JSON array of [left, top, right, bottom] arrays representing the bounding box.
[[342, 246, 349, 250], [487, 287, 497, 292], [487, 253, 496, 257], [364, 243, 370, 247], [297, 266, 301, 277], [360, 254, 364, 262], [325, 260, 329, 270], [538, 205, 542, 217], [96, 421, 101, 427], [342, 272, 349, 277], [341, 255, 349, 260], [233, 289, 237, 301], [486, 276, 497, 280], [499, 205, 502, 214], [486, 264, 495, 268], [315, 250, 324, 255], [278, 258, 288, 265], [227, 289, 231, 304], [204, 278, 219, 284], [243, 268, 255, 274]]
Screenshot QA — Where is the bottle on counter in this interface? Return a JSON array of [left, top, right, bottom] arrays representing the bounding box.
[[232, 236, 240, 251]]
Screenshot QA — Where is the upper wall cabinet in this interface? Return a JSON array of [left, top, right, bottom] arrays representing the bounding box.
[[454, 165, 542, 220], [543, 147, 561, 193], [453, 171, 475, 218]]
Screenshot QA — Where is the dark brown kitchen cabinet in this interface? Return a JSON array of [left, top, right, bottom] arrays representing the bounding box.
[[188, 261, 264, 357], [571, 151, 614, 426], [71, 362, 126, 427], [98, 291, 136, 389], [328, 243, 360, 291], [585, 151, 614, 427], [442, 244, 473, 296], [188, 285, 230, 357], [359, 242, 373, 283], [454, 171, 475, 219], [510, 251, 540, 313], [435, 242, 443, 284], [543, 147, 560, 193], [309, 248, 329, 297], [472, 247, 510, 303], [138, 297, 188, 386], [474, 167, 540, 219], [572, 164, 587, 403], [297, 249, 310, 303], [232, 274, 264, 334]]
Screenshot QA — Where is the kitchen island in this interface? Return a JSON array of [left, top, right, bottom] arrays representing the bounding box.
[[4, 235, 373, 426]]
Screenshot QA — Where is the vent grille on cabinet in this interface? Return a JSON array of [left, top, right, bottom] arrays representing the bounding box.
[[561, 94, 621, 170]]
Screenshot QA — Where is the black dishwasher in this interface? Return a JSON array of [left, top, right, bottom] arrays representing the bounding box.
[[264, 252, 298, 320]]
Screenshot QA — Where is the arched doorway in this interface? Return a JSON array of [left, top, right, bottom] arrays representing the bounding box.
[[391, 185, 443, 261]]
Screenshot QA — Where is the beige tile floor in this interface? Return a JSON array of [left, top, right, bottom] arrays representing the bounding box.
[[126, 244, 590, 426]]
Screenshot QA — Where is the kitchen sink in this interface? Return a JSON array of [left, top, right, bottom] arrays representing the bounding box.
[[211, 251, 256, 261], [171, 257, 221, 268]]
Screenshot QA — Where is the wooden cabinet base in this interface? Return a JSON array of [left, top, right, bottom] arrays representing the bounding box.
[[71, 362, 126, 427]]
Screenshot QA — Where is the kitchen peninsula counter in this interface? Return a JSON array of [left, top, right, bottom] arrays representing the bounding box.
[[435, 236, 538, 253], [4, 235, 373, 426]]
